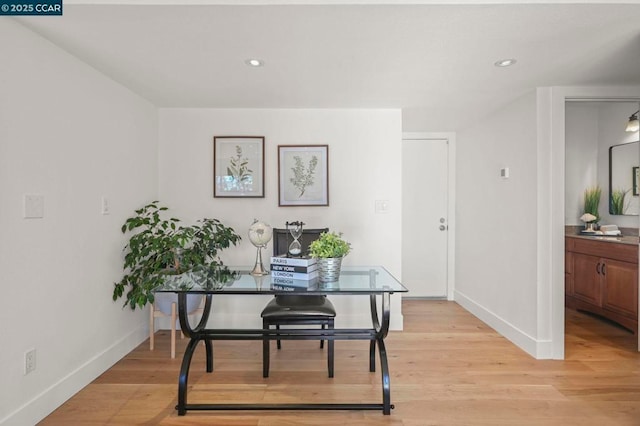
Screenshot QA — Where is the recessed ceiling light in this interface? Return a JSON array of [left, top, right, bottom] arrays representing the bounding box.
[[245, 59, 264, 67], [494, 58, 517, 67]]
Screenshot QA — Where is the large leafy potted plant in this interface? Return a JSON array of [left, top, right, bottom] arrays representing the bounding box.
[[308, 231, 351, 282], [112, 201, 241, 310]]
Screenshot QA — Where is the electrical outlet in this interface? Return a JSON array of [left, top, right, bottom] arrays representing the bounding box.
[[25, 349, 36, 375]]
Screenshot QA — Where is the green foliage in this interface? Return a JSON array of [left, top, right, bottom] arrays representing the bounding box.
[[583, 186, 602, 222], [112, 201, 241, 310], [227, 145, 252, 184], [290, 155, 318, 197], [610, 188, 629, 215], [308, 231, 351, 259]]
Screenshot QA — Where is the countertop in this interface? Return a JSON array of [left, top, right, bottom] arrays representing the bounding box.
[[566, 227, 639, 246]]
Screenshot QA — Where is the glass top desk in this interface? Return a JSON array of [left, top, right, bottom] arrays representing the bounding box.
[[154, 266, 408, 415]]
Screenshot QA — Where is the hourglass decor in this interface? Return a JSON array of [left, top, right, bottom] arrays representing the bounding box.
[[286, 221, 305, 257]]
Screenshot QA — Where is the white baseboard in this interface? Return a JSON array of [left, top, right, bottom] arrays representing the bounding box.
[[454, 290, 553, 359], [1, 326, 148, 426]]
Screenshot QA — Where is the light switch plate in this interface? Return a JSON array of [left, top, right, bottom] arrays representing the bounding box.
[[101, 196, 110, 215], [24, 194, 44, 218], [375, 200, 390, 214]]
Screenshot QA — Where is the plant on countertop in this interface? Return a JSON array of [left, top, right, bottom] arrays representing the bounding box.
[[308, 231, 351, 259], [610, 188, 629, 215], [583, 186, 602, 223], [112, 201, 241, 310]]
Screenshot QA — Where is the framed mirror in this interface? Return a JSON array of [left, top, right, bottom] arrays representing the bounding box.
[[609, 141, 640, 215]]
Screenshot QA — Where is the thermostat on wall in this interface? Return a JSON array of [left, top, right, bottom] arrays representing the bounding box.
[[500, 167, 510, 178]]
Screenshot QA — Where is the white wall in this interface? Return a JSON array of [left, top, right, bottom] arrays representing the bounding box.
[[158, 108, 403, 329], [0, 21, 158, 425], [453, 90, 640, 360], [455, 91, 541, 356], [565, 104, 599, 224], [565, 102, 639, 226]]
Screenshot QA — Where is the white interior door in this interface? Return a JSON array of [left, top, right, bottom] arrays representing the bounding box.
[[402, 139, 449, 297]]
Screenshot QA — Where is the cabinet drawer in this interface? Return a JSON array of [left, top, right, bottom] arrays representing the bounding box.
[[570, 237, 638, 264]]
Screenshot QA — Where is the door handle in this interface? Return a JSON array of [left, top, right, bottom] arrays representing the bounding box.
[[439, 225, 446, 231], [596, 263, 601, 274], [602, 263, 606, 276]]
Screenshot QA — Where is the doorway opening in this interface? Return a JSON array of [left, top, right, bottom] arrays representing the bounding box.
[[564, 99, 640, 354]]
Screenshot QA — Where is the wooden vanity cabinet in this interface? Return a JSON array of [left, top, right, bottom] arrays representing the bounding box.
[[565, 236, 638, 333]]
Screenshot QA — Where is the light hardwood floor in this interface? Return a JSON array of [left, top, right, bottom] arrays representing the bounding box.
[[40, 300, 640, 425]]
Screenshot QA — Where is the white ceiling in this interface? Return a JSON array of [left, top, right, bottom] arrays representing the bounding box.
[[15, 1, 640, 130]]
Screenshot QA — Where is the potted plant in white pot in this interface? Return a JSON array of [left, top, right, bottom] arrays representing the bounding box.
[[112, 201, 241, 312], [308, 231, 351, 282]]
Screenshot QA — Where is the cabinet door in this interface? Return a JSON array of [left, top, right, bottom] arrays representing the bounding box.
[[573, 253, 602, 306], [565, 251, 574, 296], [602, 259, 639, 318]]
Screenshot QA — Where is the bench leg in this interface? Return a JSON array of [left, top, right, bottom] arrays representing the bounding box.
[[149, 303, 155, 351]]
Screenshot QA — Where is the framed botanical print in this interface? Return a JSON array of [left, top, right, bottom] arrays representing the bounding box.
[[213, 136, 265, 198], [278, 145, 329, 206]]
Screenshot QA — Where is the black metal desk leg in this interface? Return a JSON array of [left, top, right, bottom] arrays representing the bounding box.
[[177, 337, 200, 416], [376, 336, 392, 415], [369, 294, 379, 372], [179, 294, 214, 372], [376, 291, 393, 414], [369, 340, 376, 372], [205, 339, 214, 373]]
